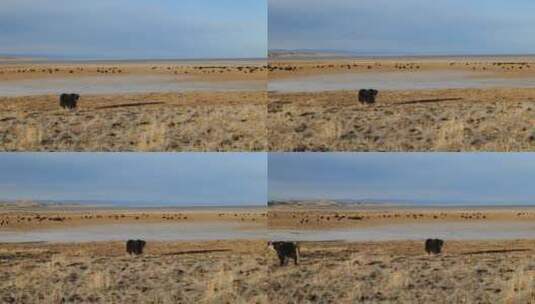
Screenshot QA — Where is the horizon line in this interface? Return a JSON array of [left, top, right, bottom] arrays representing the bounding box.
[[0, 198, 265, 207], [0, 54, 268, 62], [268, 49, 535, 58], [268, 198, 535, 206]]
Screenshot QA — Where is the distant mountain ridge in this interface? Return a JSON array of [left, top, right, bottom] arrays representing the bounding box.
[[268, 49, 356, 59], [0, 199, 263, 208], [267, 199, 407, 207], [267, 198, 533, 207], [268, 49, 535, 60]]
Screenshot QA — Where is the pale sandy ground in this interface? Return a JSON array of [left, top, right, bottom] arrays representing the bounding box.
[[0, 61, 266, 151], [268, 57, 535, 151], [0, 240, 532, 303]]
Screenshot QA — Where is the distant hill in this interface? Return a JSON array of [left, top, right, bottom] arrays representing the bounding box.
[[0, 199, 101, 209], [268, 49, 535, 60], [267, 199, 405, 208], [268, 49, 356, 59], [0, 54, 48, 62], [267, 198, 529, 208]]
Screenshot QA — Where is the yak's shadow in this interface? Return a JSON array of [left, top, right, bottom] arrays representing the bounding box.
[[95, 102, 165, 110], [161, 249, 231, 256], [461, 248, 531, 255], [395, 97, 463, 106]]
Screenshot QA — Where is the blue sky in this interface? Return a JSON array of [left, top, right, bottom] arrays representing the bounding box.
[[269, 153, 535, 205], [0, 0, 267, 59], [269, 0, 535, 55], [0, 153, 267, 206]]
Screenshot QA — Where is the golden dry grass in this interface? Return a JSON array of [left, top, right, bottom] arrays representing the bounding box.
[[267, 240, 535, 304], [1, 240, 533, 303], [268, 88, 535, 151], [0, 91, 266, 151], [0, 241, 268, 304], [0, 60, 267, 152]]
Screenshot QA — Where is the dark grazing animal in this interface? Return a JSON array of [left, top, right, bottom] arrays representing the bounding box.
[[269, 241, 299, 266], [425, 239, 444, 255], [60, 93, 80, 109], [358, 89, 378, 104], [126, 239, 146, 255]]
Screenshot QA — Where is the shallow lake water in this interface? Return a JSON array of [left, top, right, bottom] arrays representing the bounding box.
[[270, 221, 535, 242], [0, 75, 265, 97], [269, 70, 535, 92], [1, 220, 533, 243], [0, 222, 268, 243]]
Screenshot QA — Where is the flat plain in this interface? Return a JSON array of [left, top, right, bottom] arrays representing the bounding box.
[[1, 203, 533, 303], [0, 204, 267, 232], [0, 61, 267, 151], [0, 240, 269, 303], [268, 56, 535, 151], [1, 239, 533, 303], [267, 239, 534, 304], [266, 203, 534, 303], [267, 202, 535, 229]]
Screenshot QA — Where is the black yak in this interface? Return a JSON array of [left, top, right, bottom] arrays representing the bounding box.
[[269, 241, 300, 266], [425, 239, 444, 255], [126, 239, 146, 255], [358, 89, 378, 105], [59, 93, 80, 109]]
